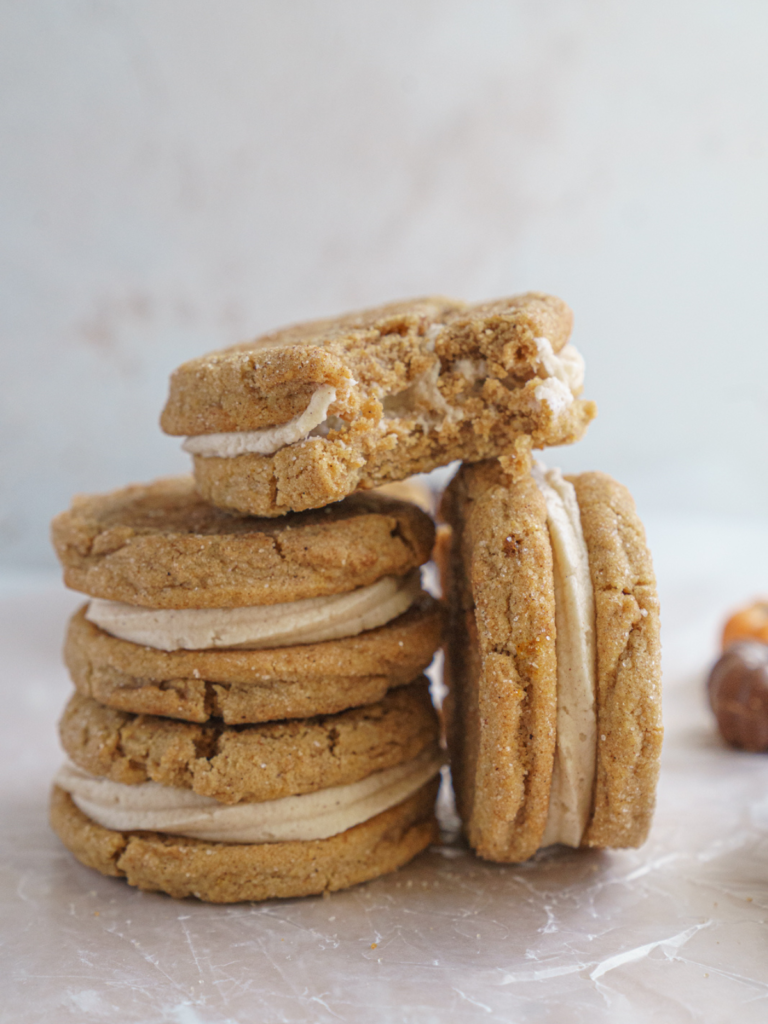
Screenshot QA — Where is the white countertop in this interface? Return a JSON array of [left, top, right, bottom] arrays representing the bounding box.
[[2, 514, 768, 1023]]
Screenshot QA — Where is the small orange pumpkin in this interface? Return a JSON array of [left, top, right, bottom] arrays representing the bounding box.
[[722, 600, 768, 649]]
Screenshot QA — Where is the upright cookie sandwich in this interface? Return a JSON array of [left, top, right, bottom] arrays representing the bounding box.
[[161, 293, 596, 517], [50, 681, 441, 902], [439, 460, 662, 862], [51, 476, 442, 724]]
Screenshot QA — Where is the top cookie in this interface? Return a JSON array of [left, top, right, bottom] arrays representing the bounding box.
[[161, 293, 596, 517], [51, 476, 435, 608]]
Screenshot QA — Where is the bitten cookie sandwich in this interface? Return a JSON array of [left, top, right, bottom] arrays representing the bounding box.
[[51, 477, 442, 724], [161, 293, 596, 517], [51, 681, 442, 902], [439, 460, 662, 863]]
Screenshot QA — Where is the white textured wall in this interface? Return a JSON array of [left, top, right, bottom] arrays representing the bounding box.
[[3, 1, 768, 569]]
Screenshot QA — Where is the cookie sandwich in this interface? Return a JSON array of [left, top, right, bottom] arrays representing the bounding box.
[[51, 477, 442, 724], [51, 681, 442, 902], [439, 460, 662, 863], [161, 293, 596, 517]]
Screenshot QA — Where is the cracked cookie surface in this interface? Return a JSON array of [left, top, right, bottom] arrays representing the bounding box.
[[51, 477, 435, 608], [60, 680, 439, 804]]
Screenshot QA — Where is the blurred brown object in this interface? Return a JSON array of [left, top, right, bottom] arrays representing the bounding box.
[[722, 599, 768, 648], [707, 641, 768, 752]]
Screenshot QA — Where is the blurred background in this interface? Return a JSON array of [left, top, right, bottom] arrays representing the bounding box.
[[3, 0, 768, 572]]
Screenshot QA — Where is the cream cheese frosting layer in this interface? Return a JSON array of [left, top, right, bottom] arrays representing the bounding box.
[[55, 747, 443, 844], [533, 338, 585, 416], [85, 571, 421, 652], [535, 338, 585, 393], [532, 462, 597, 849], [182, 384, 337, 458]]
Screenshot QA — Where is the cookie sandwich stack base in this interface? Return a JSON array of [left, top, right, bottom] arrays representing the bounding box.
[[49, 479, 444, 902]]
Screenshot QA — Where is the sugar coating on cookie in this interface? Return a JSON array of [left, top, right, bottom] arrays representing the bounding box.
[[571, 472, 663, 849], [440, 461, 662, 862], [161, 293, 597, 517], [440, 461, 558, 862]]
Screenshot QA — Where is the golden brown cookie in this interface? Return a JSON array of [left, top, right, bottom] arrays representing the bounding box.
[[440, 462, 662, 862], [60, 680, 438, 804], [51, 477, 435, 608], [571, 472, 663, 849], [161, 294, 596, 517], [440, 462, 558, 862], [50, 779, 440, 903], [64, 597, 443, 723]]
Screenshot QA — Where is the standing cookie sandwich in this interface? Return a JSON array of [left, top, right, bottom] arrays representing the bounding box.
[[51, 680, 442, 902], [439, 460, 662, 862], [51, 477, 442, 724], [161, 293, 596, 517]]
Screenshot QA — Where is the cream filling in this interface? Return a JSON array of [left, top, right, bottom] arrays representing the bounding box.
[[532, 462, 597, 849], [85, 571, 421, 652], [55, 748, 442, 844], [182, 384, 337, 458], [533, 339, 585, 416], [534, 378, 574, 416], [535, 338, 585, 392]]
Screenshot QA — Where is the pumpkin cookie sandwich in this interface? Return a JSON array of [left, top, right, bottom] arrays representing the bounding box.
[[51, 477, 441, 724], [50, 680, 442, 902], [161, 292, 596, 517], [439, 460, 662, 863]]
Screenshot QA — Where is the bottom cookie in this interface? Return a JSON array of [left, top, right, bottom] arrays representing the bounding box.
[[50, 779, 440, 903]]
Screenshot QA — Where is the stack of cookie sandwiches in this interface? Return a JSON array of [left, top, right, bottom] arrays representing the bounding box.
[[48, 289, 661, 899], [49, 480, 444, 901]]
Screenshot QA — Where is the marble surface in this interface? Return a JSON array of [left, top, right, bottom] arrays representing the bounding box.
[[2, 514, 768, 1023]]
